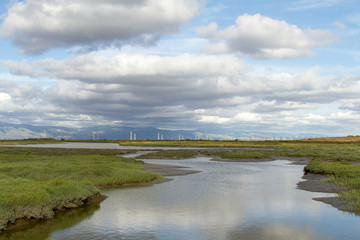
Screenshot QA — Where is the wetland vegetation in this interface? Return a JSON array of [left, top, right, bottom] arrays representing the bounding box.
[[0, 145, 160, 232], [305, 162, 360, 212], [0, 138, 62, 145], [1, 136, 360, 232], [136, 150, 199, 159]]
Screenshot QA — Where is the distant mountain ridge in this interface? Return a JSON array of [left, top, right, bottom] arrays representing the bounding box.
[[0, 122, 75, 140], [0, 122, 325, 140], [0, 122, 199, 140]]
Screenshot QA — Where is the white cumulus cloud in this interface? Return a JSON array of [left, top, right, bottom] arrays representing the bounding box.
[[2, 53, 360, 132], [0, 0, 201, 54], [197, 14, 335, 59]]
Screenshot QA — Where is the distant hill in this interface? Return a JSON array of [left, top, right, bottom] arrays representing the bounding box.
[[0, 122, 199, 140], [0, 122, 325, 140], [0, 122, 75, 140]]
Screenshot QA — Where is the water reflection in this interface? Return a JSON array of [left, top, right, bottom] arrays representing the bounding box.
[[47, 158, 360, 240], [226, 223, 328, 240], [2, 156, 360, 240], [0, 204, 100, 240]]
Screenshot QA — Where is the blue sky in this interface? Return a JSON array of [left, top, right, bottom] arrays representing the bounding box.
[[0, 0, 359, 137]]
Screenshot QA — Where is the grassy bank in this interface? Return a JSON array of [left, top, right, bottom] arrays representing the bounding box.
[[0, 146, 134, 156], [119, 140, 281, 148], [137, 150, 272, 160], [129, 140, 360, 162], [119, 137, 360, 147], [0, 147, 160, 232], [0, 138, 62, 145], [305, 162, 360, 213], [0, 138, 122, 145], [137, 150, 199, 159], [65, 139, 121, 143]]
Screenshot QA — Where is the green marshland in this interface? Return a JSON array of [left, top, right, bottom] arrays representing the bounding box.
[[0, 145, 160, 232], [1, 136, 360, 232]]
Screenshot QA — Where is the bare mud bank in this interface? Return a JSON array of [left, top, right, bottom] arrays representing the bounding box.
[[297, 173, 348, 212]]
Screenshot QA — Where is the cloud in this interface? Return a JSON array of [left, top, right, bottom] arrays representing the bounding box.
[[3, 53, 246, 85], [2, 53, 360, 133], [196, 22, 218, 38], [333, 21, 347, 29], [199, 115, 232, 124], [0, 82, 54, 121], [0, 79, 106, 127], [0, 0, 201, 54], [254, 100, 315, 113], [4, 54, 360, 106], [1, 53, 248, 127], [0, 92, 11, 101], [197, 14, 335, 59], [289, 0, 347, 10], [340, 99, 360, 113], [234, 112, 261, 122]]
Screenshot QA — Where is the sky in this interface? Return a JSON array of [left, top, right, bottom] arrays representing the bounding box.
[[0, 0, 359, 136]]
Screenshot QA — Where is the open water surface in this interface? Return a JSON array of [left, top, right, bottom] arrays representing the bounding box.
[[1, 143, 360, 240]]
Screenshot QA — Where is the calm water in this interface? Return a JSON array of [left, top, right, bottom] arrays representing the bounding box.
[[1, 145, 360, 240]]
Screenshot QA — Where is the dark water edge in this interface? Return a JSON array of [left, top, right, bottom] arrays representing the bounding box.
[[0, 203, 101, 240], [297, 173, 349, 213]]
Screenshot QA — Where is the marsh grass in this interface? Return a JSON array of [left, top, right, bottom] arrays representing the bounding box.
[[119, 140, 281, 148], [0, 147, 133, 156], [119, 140, 360, 161], [65, 139, 121, 143], [137, 150, 198, 159], [0, 201, 101, 240], [136, 149, 272, 160], [135, 142, 360, 162], [0, 138, 62, 145], [201, 150, 272, 160], [301, 136, 360, 143], [0, 150, 160, 232], [305, 162, 360, 213]]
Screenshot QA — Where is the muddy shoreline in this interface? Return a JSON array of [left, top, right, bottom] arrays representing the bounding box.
[[118, 162, 202, 186], [143, 162, 201, 177], [297, 173, 348, 212]]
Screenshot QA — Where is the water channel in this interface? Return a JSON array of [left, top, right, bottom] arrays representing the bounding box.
[[1, 143, 360, 239]]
